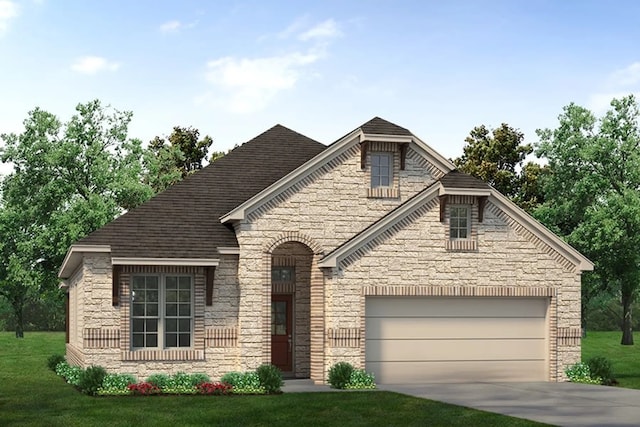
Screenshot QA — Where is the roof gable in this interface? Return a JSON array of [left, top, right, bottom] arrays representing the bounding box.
[[72, 125, 325, 261], [359, 117, 412, 136]]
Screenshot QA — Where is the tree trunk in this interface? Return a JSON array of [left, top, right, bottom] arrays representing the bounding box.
[[621, 293, 634, 345], [13, 302, 24, 338]]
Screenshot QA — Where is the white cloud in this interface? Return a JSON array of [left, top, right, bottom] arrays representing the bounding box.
[[71, 56, 120, 75], [298, 19, 341, 41], [0, 0, 19, 35], [608, 62, 640, 87], [205, 51, 321, 113], [587, 91, 640, 114], [160, 20, 181, 33]]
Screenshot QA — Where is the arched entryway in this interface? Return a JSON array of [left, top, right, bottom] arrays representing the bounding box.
[[270, 241, 313, 378]]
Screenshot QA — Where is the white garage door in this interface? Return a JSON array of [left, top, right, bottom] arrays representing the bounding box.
[[365, 296, 548, 383]]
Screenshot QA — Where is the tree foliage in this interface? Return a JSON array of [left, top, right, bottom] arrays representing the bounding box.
[[145, 126, 213, 192], [0, 100, 154, 337], [535, 95, 640, 345], [454, 123, 545, 212]]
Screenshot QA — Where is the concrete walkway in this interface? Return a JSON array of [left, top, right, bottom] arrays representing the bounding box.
[[378, 382, 640, 427], [283, 380, 640, 426]]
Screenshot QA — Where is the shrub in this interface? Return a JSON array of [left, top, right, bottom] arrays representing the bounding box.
[[78, 365, 108, 396], [328, 362, 354, 389], [55, 361, 83, 386], [221, 371, 265, 394], [189, 373, 211, 386], [161, 372, 197, 394], [587, 356, 616, 386], [128, 382, 161, 395], [197, 382, 233, 395], [256, 364, 283, 394], [565, 362, 602, 385], [145, 373, 171, 389], [47, 354, 66, 372], [344, 369, 376, 390], [98, 373, 137, 396]]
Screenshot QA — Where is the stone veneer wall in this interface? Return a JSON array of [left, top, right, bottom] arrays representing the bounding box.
[[323, 198, 581, 381], [66, 253, 243, 381], [235, 142, 441, 381]]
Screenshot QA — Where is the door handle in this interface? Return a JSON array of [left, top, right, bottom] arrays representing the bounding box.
[[288, 335, 292, 351]]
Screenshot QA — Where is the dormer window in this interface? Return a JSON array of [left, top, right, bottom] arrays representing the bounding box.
[[449, 205, 470, 239], [371, 153, 393, 188]]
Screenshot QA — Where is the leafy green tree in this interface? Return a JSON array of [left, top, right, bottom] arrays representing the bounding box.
[[535, 95, 640, 345], [145, 126, 213, 192], [454, 123, 544, 212], [0, 100, 154, 337]]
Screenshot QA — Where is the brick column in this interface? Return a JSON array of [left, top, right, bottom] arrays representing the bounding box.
[[309, 254, 325, 384]]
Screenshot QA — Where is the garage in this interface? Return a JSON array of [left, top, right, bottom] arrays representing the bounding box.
[[365, 296, 548, 383]]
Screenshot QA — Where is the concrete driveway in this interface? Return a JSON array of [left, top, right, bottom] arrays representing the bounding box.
[[378, 382, 640, 427]]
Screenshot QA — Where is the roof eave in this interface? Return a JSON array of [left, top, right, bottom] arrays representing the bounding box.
[[58, 245, 112, 279], [221, 129, 361, 224], [489, 190, 594, 272]]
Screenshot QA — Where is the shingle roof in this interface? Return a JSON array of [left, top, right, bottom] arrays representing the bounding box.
[[77, 125, 326, 258], [439, 170, 490, 190], [359, 116, 412, 136]]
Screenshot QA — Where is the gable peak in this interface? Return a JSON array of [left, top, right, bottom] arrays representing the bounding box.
[[359, 117, 412, 136]]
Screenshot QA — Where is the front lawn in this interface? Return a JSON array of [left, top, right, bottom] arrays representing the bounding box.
[[0, 332, 546, 427], [582, 331, 640, 389]]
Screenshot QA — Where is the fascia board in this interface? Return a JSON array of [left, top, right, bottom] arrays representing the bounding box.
[[361, 134, 413, 143], [439, 187, 492, 197], [220, 129, 363, 223], [111, 258, 220, 267], [319, 184, 440, 268], [410, 135, 456, 174], [58, 245, 111, 279], [217, 247, 240, 255], [489, 190, 594, 271]]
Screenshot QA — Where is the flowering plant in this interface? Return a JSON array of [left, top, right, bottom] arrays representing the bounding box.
[[128, 382, 161, 395], [196, 382, 233, 395]]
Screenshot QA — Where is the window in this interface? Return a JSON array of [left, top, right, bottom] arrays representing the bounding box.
[[131, 275, 193, 349], [370, 152, 393, 188], [450, 206, 471, 239], [271, 266, 294, 283]]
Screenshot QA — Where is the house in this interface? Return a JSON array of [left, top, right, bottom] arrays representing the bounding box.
[[59, 117, 592, 384]]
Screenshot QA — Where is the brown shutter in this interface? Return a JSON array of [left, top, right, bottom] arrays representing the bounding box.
[[400, 143, 409, 170], [478, 196, 488, 223], [439, 195, 448, 222], [112, 266, 121, 306], [206, 266, 216, 306], [360, 141, 369, 169]]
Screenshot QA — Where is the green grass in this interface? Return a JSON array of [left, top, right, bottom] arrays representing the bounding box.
[[582, 330, 640, 389], [0, 332, 547, 427]]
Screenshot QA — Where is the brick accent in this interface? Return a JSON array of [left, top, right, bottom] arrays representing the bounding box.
[[121, 349, 205, 361], [205, 327, 238, 347], [558, 327, 582, 346], [362, 285, 556, 297], [327, 328, 361, 348], [83, 328, 120, 348]]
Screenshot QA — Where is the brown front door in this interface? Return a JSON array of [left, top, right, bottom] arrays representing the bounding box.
[[271, 294, 292, 372]]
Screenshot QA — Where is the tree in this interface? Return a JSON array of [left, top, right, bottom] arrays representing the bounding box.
[[145, 126, 213, 192], [0, 100, 154, 337], [454, 123, 545, 212], [535, 95, 640, 345]]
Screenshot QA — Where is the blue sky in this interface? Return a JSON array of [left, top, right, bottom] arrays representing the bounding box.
[[1, 0, 640, 166]]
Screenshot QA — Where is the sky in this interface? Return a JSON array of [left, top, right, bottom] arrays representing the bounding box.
[[1, 0, 640, 170]]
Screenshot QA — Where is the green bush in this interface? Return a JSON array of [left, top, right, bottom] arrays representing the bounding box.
[[47, 354, 66, 372], [189, 373, 211, 386], [328, 362, 354, 389], [145, 373, 172, 389], [587, 356, 616, 385], [55, 361, 83, 386], [256, 364, 283, 394], [344, 369, 376, 390], [221, 371, 265, 394], [78, 365, 107, 396], [565, 362, 602, 385], [98, 373, 136, 396]]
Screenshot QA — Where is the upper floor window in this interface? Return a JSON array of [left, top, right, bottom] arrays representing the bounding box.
[[449, 205, 471, 239], [131, 274, 193, 349], [272, 266, 294, 283], [370, 152, 393, 188]]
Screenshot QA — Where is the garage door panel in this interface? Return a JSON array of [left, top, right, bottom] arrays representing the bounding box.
[[366, 338, 546, 362], [366, 317, 544, 339], [366, 360, 547, 384], [364, 297, 548, 383], [366, 296, 547, 318]]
